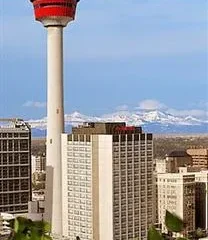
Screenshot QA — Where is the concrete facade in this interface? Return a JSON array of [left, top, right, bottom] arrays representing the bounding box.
[[157, 170, 195, 237], [0, 119, 31, 214], [31, 155, 46, 173], [61, 122, 153, 240]]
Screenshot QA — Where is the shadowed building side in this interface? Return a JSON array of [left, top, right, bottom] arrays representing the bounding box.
[[166, 150, 192, 173]]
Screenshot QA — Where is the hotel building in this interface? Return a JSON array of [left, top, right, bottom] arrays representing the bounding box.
[[61, 122, 153, 240]]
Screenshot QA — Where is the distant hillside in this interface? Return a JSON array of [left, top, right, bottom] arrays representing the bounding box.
[[29, 110, 208, 137], [31, 135, 208, 159]]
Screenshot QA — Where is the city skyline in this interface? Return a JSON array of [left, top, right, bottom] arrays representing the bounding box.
[[0, 0, 207, 119]]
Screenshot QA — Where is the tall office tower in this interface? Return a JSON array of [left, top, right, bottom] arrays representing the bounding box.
[[0, 119, 31, 214], [187, 148, 208, 170], [157, 169, 195, 238], [62, 122, 153, 240], [29, 0, 80, 234]]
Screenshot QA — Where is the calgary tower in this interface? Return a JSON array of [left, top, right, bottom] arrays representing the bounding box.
[[29, 0, 79, 235]]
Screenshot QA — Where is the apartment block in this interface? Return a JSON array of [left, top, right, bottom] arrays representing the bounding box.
[[62, 122, 153, 240], [157, 171, 195, 237], [187, 148, 208, 170], [0, 119, 31, 214]]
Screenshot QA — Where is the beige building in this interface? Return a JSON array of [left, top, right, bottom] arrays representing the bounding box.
[[61, 122, 153, 240], [157, 169, 195, 237], [0, 119, 31, 214], [31, 154, 46, 173], [155, 159, 167, 174], [187, 148, 208, 170]]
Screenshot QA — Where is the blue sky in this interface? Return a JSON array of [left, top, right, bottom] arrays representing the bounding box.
[[0, 0, 207, 119]]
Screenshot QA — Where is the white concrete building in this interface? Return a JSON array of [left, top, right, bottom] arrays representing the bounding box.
[[61, 122, 153, 240], [157, 170, 195, 237], [155, 159, 167, 173], [31, 155, 46, 174]]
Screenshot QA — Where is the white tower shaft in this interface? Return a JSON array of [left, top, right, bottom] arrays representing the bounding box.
[[45, 26, 64, 235]]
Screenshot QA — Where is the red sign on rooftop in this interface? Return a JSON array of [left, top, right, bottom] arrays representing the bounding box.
[[115, 126, 135, 132]]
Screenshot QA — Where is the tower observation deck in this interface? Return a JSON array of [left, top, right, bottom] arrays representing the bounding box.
[[29, 0, 80, 236], [30, 0, 79, 26]]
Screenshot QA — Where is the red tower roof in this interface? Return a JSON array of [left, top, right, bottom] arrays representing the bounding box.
[[30, 0, 79, 25]]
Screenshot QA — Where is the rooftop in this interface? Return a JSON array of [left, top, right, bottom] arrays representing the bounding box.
[[0, 119, 30, 131], [72, 122, 143, 135], [167, 150, 191, 158]]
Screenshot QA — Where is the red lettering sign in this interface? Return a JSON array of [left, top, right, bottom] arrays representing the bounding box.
[[115, 126, 135, 131]]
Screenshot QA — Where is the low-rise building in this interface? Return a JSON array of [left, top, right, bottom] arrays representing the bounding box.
[[157, 170, 195, 237], [166, 150, 192, 173], [157, 167, 208, 237], [187, 148, 208, 170]]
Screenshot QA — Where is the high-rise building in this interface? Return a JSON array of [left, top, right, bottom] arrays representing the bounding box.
[[0, 119, 31, 214], [61, 122, 153, 240], [187, 148, 208, 170], [157, 169, 195, 237]]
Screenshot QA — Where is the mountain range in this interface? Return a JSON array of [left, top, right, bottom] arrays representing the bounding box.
[[29, 110, 208, 137]]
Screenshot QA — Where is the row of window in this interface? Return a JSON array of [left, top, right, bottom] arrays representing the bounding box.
[[68, 187, 91, 194], [113, 140, 152, 145], [0, 133, 29, 138], [68, 170, 91, 175], [67, 164, 91, 169], [0, 204, 28, 213], [67, 147, 91, 152], [68, 193, 91, 199], [68, 141, 91, 145], [68, 175, 91, 181], [68, 198, 91, 205], [68, 209, 92, 216], [67, 158, 91, 164], [0, 192, 29, 205], [67, 153, 91, 157]]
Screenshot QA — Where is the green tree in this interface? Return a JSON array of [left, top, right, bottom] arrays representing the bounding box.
[[148, 210, 188, 240], [8, 217, 52, 240]]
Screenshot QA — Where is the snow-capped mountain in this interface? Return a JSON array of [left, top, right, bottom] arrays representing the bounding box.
[[29, 110, 208, 136]]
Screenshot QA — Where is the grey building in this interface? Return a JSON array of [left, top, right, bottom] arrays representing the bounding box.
[[0, 119, 32, 214]]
